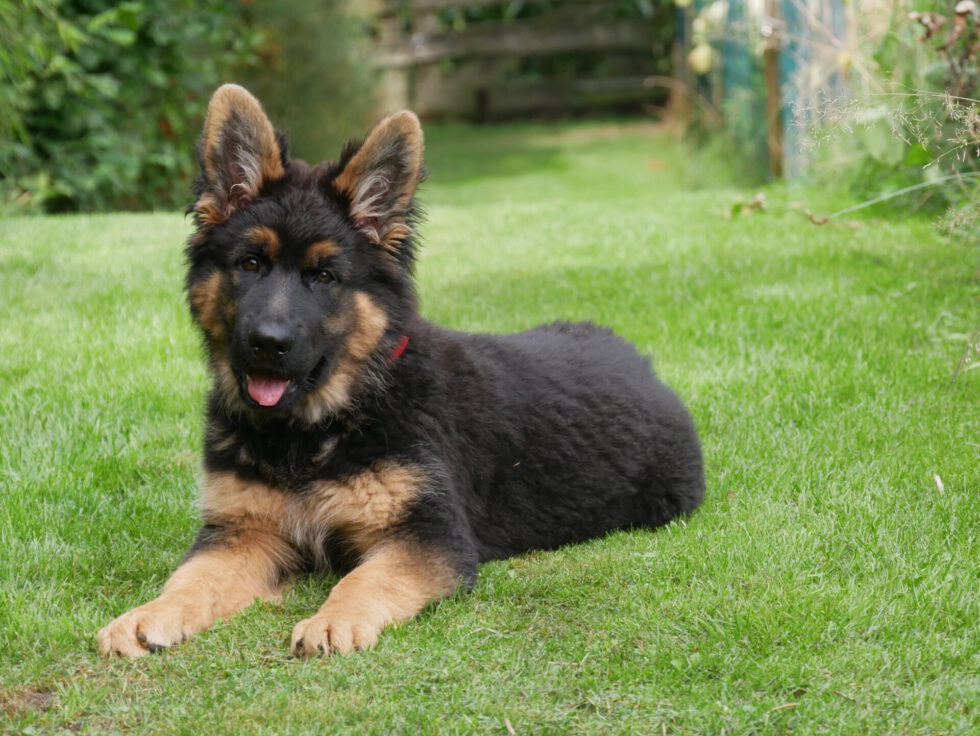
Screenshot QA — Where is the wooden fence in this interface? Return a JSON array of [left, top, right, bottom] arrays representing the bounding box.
[[367, 0, 672, 120]]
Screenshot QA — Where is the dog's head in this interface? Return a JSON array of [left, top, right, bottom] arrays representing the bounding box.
[[185, 84, 422, 424]]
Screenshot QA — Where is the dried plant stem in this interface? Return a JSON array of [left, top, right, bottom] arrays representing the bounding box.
[[810, 171, 980, 222]]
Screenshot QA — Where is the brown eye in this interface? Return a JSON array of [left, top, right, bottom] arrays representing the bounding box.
[[241, 257, 260, 272], [315, 270, 334, 284]]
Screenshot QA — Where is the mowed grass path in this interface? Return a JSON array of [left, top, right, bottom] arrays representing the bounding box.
[[1, 122, 977, 734]]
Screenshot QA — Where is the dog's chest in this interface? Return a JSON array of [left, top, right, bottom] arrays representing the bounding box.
[[229, 426, 339, 489], [199, 461, 425, 569]]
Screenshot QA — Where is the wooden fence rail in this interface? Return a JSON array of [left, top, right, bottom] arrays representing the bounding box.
[[367, 0, 671, 120]]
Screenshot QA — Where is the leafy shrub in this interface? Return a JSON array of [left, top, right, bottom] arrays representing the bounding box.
[[672, 0, 775, 182], [0, 0, 260, 213], [799, 1, 978, 230], [675, 0, 979, 230]]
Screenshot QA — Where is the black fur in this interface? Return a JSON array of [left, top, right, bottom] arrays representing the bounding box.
[[186, 94, 704, 614]]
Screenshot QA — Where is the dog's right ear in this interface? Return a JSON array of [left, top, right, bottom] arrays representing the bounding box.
[[192, 84, 286, 226], [332, 110, 423, 254]]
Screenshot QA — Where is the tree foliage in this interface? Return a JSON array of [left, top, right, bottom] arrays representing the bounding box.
[[0, 0, 260, 213]]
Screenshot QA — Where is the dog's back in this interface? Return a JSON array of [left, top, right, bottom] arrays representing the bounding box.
[[405, 319, 704, 561]]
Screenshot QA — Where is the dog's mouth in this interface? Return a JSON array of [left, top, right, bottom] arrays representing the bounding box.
[[240, 356, 330, 410], [246, 372, 291, 407]]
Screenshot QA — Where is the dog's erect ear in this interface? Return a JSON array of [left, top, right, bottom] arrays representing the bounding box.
[[333, 111, 423, 252], [193, 84, 286, 226]]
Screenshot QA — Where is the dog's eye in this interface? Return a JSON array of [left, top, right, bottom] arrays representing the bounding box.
[[314, 270, 334, 285], [241, 257, 260, 272]]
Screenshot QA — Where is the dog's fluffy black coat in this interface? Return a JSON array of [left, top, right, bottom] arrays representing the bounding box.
[[97, 85, 703, 658], [389, 319, 704, 564]]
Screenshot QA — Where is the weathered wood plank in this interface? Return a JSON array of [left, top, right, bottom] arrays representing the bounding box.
[[412, 73, 665, 118], [375, 19, 654, 67], [375, 0, 604, 17]]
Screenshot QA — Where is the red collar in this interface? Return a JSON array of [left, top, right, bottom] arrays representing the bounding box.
[[387, 335, 409, 364]]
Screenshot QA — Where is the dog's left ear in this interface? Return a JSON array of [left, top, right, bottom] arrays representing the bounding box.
[[193, 84, 286, 226], [334, 110, 423, 252]]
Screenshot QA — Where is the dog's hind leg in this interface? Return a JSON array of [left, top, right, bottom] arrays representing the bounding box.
[[98, 524, 295, 657]]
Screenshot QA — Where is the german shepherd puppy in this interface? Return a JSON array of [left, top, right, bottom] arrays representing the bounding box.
[[98, 85, 704, 657]]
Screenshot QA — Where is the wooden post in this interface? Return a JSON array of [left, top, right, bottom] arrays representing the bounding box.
[[667, 10, 693, 131], [413, 9, 443, 118], [373, 6, 410, 117], [762, 0, 784, 178]]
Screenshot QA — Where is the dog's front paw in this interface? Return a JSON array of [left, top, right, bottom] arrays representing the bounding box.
[[98, 599, 189, 658], [290, 612, 381, 657]]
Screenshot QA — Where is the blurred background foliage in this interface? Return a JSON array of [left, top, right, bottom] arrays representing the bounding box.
[[236, 0, 376, 166], [0, 0, 261, 213], [679, 0, 978, 235], [0, 0, 376, 213], [797, 0, 978, 229], [0, 0, 976, 233]]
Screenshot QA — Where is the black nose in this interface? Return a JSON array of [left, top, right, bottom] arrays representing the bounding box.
[[248, 322, 294, 360]]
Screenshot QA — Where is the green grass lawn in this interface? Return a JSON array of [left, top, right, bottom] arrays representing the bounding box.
[[1, 120, 977, 735]]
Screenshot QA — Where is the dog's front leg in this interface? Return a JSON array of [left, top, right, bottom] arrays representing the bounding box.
[[291, 539, 461, 656], [98, 525, 294, 657]]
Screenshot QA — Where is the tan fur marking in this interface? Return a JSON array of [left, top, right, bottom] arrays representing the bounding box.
[[97, 524, 294, 657], [101, 462, 431, 657], [160, 526, 293, 613], [346, 291, 389, 362], [193, 192, 225, 227], [291, 540, 457, 656], [313, 436, 339, 464], [188, 271, 226, 339], [200, 472, 289, 526], [303, 371, 356, 425], [212, 354, 242, 416], [379, 222, 413, 252], [247, 225, 281, 261], [321, 310, 351, 338], [303, 240, 340, 269], [202, 461, 422, 568], [300, 291, 388, 423], [307, 463, 425, 555]]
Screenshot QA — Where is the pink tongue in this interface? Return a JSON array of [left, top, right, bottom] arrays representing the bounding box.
[[247, 372, 289, 407]]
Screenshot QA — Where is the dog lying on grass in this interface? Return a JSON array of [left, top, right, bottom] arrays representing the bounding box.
[[98, 84, 704, 657]]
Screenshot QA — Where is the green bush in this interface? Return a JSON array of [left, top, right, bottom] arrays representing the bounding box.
[[0, 0, 260, 213], [803, 1, 979, 231], [677, 0, 978, 231]]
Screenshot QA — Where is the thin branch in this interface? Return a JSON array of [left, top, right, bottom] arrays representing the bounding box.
[[808, 172, 980, 223], [948, 326, 980, 388]]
